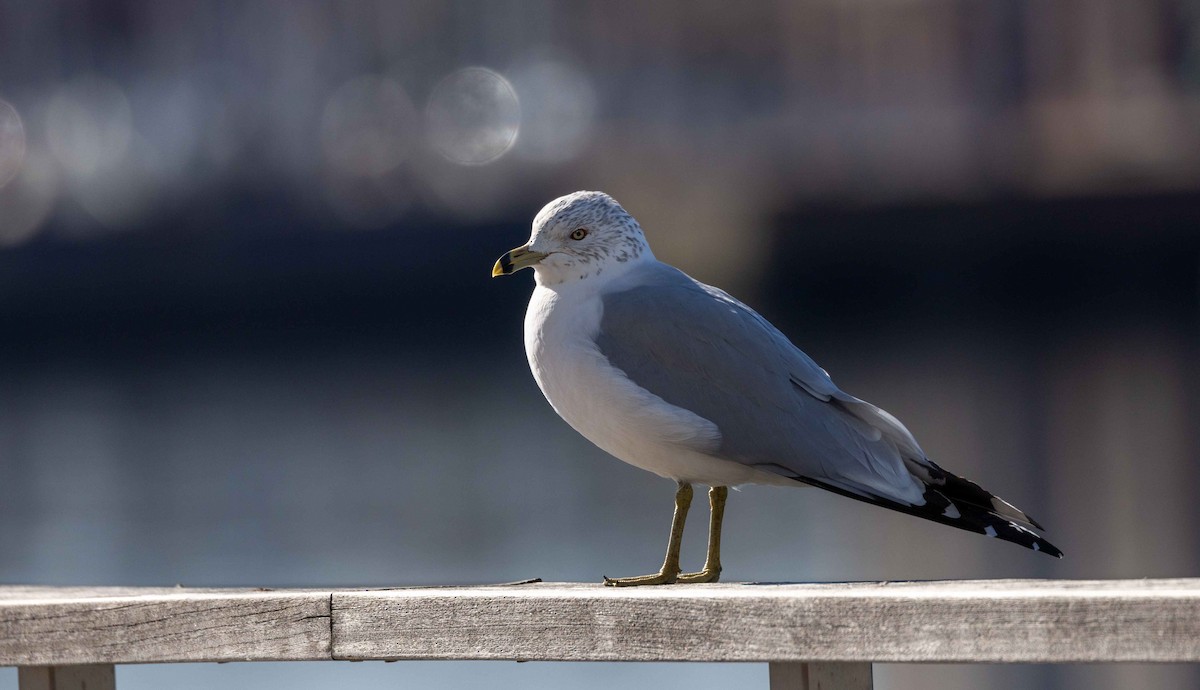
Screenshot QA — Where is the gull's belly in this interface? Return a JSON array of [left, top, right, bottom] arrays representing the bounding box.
[[524, 286, 790, 486]]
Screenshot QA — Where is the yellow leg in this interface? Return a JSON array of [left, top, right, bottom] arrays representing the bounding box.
[[677, 486, 727, 584], [604, 482, 693, 586]]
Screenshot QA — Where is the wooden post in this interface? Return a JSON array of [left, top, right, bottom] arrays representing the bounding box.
[[768, 662, 873, 690], [18, 665, 116, 690]]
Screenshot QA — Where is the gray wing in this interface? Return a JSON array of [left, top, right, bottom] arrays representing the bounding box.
[[596, 265, 927, 505]]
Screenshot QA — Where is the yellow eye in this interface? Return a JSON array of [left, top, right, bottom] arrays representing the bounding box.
[[570, 228, 588, 240]]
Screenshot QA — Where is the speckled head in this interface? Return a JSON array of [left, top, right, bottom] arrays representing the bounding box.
[[492, 191, 654, 285]]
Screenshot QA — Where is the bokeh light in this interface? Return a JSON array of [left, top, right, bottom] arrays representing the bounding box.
[[322, 75, 418, 178], [69, 135, 163, 230], [425, 67, 520, 166], [0, 148, 59, 246], [509, 60, 597, 164], [45, 76, 133, 176], [0, 99, 27, 189]]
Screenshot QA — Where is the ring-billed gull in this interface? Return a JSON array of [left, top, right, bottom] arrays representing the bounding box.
[[493, 191, 1062, 586]]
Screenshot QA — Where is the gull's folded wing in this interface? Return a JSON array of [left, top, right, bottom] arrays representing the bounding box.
[[595, 262, 1061, 557]]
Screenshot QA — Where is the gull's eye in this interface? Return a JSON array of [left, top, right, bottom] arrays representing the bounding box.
[[570, 228, 588, 241]]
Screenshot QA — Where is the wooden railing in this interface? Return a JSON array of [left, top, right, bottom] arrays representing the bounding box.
[[3, 579, 1199, 689]]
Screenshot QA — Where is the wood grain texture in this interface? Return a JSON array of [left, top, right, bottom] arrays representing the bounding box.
[[18, 664, 115, 690], [0, 589, 330, 665], [330, 579, 1200, 663], [2, 579, 1200, 666]]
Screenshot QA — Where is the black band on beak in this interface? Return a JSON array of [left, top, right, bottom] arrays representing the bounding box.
[[492, 246, 547, 277], [495, 252, 515, 276]]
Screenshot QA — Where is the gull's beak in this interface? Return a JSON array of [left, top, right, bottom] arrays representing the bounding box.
[[492, 245, 548, 277]]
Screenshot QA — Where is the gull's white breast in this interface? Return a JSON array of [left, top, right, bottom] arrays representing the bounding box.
[[523, 280, 792, 486]]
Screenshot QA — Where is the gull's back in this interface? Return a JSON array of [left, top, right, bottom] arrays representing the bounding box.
[[595, 260, 926, 503]]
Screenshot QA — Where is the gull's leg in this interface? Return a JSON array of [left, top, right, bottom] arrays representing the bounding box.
[[677, 485, 728, 583], [603, 482, 693, 587]]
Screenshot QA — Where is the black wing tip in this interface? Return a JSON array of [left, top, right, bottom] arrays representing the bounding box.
[[921, 491, 1064, 559], [785, 472, 1063, 559], [924, 461, 1048, 532]]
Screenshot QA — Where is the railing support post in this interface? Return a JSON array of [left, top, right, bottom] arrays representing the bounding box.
[[768, 662, 872, 690], [17, 664, 116, 690]]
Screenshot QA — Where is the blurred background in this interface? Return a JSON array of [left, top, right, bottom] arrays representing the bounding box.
[[1, 1, 1198, 688]]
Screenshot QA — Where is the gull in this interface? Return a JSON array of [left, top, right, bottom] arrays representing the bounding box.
[[492, 191, 1062, 586]]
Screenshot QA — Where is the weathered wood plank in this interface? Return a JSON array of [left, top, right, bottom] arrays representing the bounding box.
[[0, 589, 330, 665], [769, 662, 873, 690], [2, 580, 1200, 666], [330, 579, 1200, 663], [18, 664, 115, 690]]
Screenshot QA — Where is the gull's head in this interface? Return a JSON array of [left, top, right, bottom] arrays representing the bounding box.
[[492, 191, 653, 286]]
